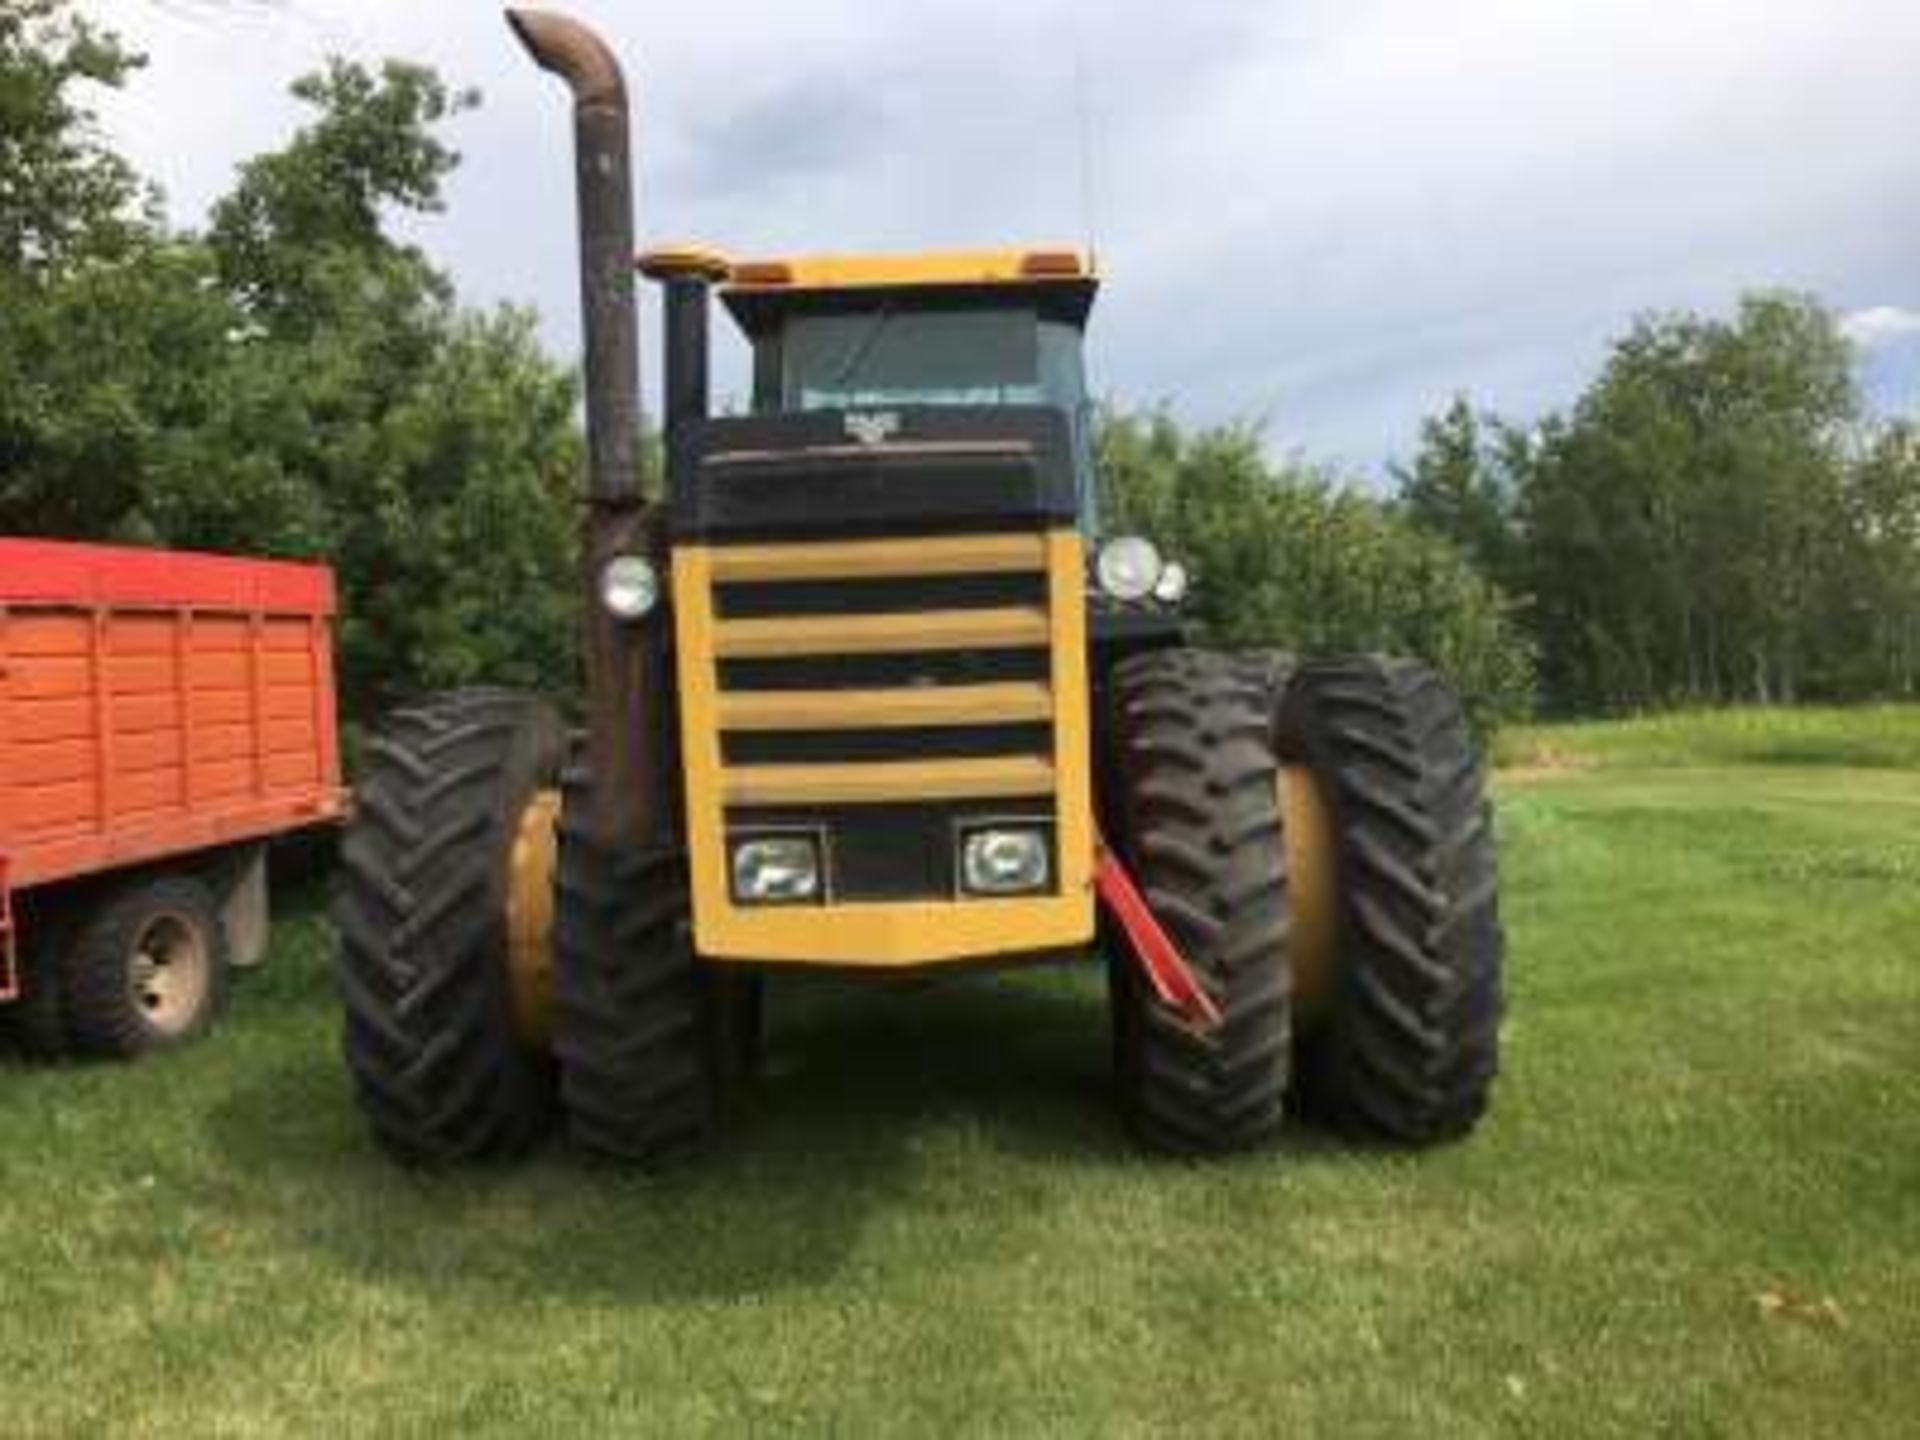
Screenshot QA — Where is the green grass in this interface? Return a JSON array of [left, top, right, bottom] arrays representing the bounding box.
[[1496, 701, 1920, 772], [5, 713, 1919, 1436]]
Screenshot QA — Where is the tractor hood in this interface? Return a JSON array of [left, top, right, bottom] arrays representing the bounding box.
[[669, 406, 1078, 542]]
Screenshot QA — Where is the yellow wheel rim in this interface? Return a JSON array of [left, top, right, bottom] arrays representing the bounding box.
[[1279, 764, 1339, 1025], [505, 789, 562, 1050]]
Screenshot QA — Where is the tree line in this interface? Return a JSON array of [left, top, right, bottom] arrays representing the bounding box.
[[1098, 287, 1920, 725], [4, 2, 1915, 731], [1393, 300, 1920, 715]]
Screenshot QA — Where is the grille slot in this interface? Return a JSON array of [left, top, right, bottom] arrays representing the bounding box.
[[713, 606, 1047, 659], [719, 681, 1052, 731], [722, 722, 1053, 767], [719, 649, 1049, 692], [715, 571, 1046, 619], [724, 756, 1054, 808]]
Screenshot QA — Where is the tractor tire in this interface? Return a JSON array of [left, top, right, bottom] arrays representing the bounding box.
[[62, 873, 230, 1058], [1105, 649, 1292, 1153], [552, 764, 721, 1166], [1232, 648, 1298, 713], [334, 689, 565, 1163], [1277, 657, 1502, 1144], [712, 967, 767, 1087]]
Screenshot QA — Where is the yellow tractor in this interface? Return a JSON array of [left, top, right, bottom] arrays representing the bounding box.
[[334, 9, 1503, 1164]]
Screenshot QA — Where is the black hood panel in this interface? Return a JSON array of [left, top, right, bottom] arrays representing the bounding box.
[[670, 405, 1077, 541]]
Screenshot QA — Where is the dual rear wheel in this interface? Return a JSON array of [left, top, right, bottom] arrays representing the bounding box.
[[334, 689, 749, 1166], [336, 651, 1502, 1166], [1106, 649, 1503, 1153]]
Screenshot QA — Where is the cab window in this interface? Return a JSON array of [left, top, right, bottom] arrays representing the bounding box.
[[756, 305, 1099, 525]]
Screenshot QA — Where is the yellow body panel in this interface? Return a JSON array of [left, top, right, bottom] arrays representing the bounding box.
[[706, 532, 1045, 582], [661, 894, 1095, 968], [504, 789, 561, 1047], [636, 245, 731, 282], [726, 249, 1091, 293], [672, 531, 1095, 965], [713, 606, 1048, 658], [718, 681, 1053, 731], [725, 755, 1054, 807]]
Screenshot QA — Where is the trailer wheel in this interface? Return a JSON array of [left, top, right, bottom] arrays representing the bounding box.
[[62, 875, 230, 1058], [1105, 649, 1293, 1153], [553, 763, 728, 1165], [1276, 657, 1503, 1143], [334, 689, 565, 1163]]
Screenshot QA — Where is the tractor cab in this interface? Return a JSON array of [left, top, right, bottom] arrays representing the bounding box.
[[642, 247, 1103, 530]]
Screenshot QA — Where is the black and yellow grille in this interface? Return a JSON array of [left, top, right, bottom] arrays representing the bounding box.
[[671, 530, 1095, 964], [704, 534, 1061, 812]]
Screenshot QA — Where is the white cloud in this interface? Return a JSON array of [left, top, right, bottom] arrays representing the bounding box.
[[1841, 306, 1920, 349]]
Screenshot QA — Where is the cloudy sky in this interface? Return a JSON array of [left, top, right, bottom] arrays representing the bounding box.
[[87, 0, 1920, 473]]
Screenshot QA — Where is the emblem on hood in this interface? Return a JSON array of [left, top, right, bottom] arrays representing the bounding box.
[[844, 411, 902, 447]]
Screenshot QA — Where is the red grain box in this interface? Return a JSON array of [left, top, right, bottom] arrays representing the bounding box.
[[0, 539, 346, 1018]]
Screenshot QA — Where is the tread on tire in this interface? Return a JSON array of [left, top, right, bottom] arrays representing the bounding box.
[[1105, 648, 1293, 1153], [553, 762, 721, 1166], [63, 874, 229, 1058], [1277, 656, 1503, 1144], [2, 910, 72, 1059], [334, 688, 564, 1163]]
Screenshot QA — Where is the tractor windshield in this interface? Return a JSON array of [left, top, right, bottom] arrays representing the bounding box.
[[764, 306, 1098, 522]]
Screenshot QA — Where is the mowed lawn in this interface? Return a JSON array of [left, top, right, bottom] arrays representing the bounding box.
[[3, 709, 1917, 1436]]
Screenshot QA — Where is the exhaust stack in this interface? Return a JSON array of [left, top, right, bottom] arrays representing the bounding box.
[[509, 8, 674, 851], [507, 9, 640, 506]]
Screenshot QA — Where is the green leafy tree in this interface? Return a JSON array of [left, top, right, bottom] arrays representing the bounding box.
[[0, 10, 582, 719], [1100, 410, 1535, 729], [0, 239, 303, 544], [0, 0, 145, 274], [1518, 292, 1859, 711], [208, 58, 472, 336], [197, 58, 578, 712], [1837, 420, 1920, 697], [1392, 394, 1526, 593], [0, 3, 239, 542]]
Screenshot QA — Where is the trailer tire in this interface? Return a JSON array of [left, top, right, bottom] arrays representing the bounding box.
[[3, 911, 74, 1059], [62, 874, 230, 1058], [1105, 649, 1292, 1153], [334, 689, 564, 1163], [553, 763, 723, 1166], [1277, 657, 1503, 1143]]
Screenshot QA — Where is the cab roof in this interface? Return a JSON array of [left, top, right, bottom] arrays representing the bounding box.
[[638, 246, 1100, 336]]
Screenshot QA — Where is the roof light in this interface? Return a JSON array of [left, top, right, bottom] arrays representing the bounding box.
[[636, 245, 732, 283], [1020, 250, 1084, 277], [730, 260, 794, 286]]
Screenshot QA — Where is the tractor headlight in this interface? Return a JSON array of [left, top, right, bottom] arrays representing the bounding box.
[[1095, 536, 1163, 602], [730, 835, 821, 904], [599, 554, 660, 621], [960, 826, 1052, 896], [1153, 560, 1190, 604]]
